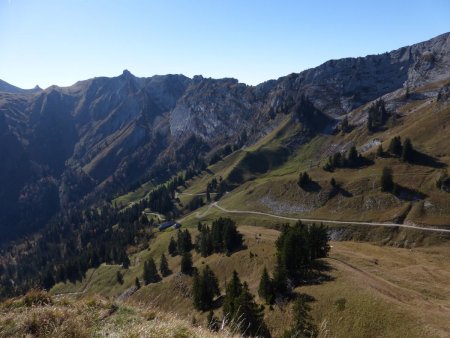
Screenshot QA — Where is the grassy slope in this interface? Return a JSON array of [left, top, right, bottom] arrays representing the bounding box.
[[180, 94, 450, 227], [50, 224, 450, 337], [0, 292, 238, 338], [72, 85, 450, 337]]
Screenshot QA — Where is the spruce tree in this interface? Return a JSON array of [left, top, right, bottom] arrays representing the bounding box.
[[298, 172, 312, 189], [143, 258, 160, 284], [180, 252, 193, 275], [116, 270, 124, 285], [401, 138, 414, 162], [346, 146, 358, 167], [159, 253, 170, 277], [283, 296, 316, 338], [258, 267, 274, 304], [273, 261, 288, 295], [234, 282, 271, 337], [192, 265, 220, 311], [389, 136, 402, 156], [168, 236, 177, 256], [223, 270, 243, 319], [135, 277, 141, 289]]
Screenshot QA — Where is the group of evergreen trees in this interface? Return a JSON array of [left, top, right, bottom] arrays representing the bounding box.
[[297, 172, 313, 189], [192, 265, 220, 311], [323, 146, 364, 171], [195, 218, 244, 257], [167, 229, 195, 275], [367, 99, 388, 131], [388, 136, 415, 162], [142, 253, 171, 285], [206, 176, 228, 201], [191, 267, 271, 337], [168, 229, 193, 256], [258, 222, 330, 302], [0, 200, 156, 299]]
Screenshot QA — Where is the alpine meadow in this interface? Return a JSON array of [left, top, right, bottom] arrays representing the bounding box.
[[0, 1, 450, 337]]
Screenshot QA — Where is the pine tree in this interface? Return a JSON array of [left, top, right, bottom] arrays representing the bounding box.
[[330, 177, 337, 187], [283, 296, 316, 338], [168, 236, 177, 256], [401, 138, 414, 162], [223, 270, 243, 319], [159, 253, 170, 277], [258, 267, 274, 304], [180, 252, 193, 275], [273, 261, 288, 295], [298, 172, 312, 189], [381, 167, 394, 192], [192, 265, 220, 311], [143, 258, 160, 284], [116, 270, 124, 285], [389, 136, 402, 156], [234, 282, 271, 337], [346, 146, 358, 167], [177, 229, 193, 254], [135, 277, 141, 289], [198, 226, 213, 257]]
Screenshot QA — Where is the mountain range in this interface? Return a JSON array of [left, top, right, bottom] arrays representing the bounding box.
[[1, 32, 450, 243]]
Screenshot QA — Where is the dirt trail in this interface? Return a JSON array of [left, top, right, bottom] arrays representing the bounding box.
[[207, 201, 450, 233]]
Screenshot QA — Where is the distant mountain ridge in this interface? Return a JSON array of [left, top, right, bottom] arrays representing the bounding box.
[[0, 79, 42, 94], [0, 32, 449, 242]]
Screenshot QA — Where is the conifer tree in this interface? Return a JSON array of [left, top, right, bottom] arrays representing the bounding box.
[[298, 172, 312, 189], [401, 138, 414, 162], [197, 225, 213, 257], [168, 236, 177, 256], [180, 251, 193, 275], [258, 266, 274, 304], [346, 146, 358, 167], [143, 258, 160, 284], [223, 270, 243, 318], [192, 265, 220, 311], [159, 253, 170, 277], [282, 296, 316, 338], [135, 277, 141, 289], [389, 136, 402, 156], [234, 282, 271, 337], [273, 261, 288, 295], [116, 270, 124, 285]]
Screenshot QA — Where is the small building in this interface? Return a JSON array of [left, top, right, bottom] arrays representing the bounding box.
[[158, 220, 182, 231]]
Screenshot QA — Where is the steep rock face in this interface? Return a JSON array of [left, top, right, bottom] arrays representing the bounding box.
[[263, 32, 450, 118], [0, 33, 450, 242], [170, 77, 256, 143]]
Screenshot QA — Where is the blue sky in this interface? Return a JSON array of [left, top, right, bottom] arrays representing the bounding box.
[[1, 0, 449, 89]]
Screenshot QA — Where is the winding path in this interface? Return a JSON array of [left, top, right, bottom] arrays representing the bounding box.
[[198, 202, 450, 233]]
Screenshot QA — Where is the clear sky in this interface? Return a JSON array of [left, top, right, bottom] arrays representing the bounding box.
[[1, 0, 449, 89]]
